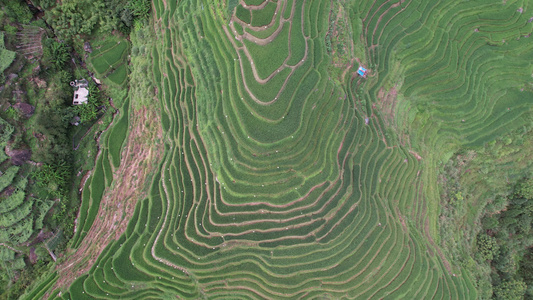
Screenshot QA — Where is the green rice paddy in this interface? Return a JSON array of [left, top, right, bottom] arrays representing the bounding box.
[[24, 0, 533, 298], [88, 37, 130, 87]]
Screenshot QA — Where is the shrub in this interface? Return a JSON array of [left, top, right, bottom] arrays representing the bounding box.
[[126, 0, 151, 19], [3, 0, 33, 24], [4, 25, 17, 35], [73, 85, 107, 123], [494, 279, 526, 300], [43, 40, 70, 70], [515, 178, 533, 200], [31, 0, 56, 10], [476, 233, 500, 261], [32, 163, 70, 198]]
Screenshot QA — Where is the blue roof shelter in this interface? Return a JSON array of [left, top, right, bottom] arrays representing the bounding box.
[[357, 66, 368, 77]]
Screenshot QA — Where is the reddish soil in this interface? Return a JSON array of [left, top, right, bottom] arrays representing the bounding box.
[[397, 212, 408, 232], [29, 248, 38, 264], [45, 106, 163, 298], [409, 150, 422, 161], [376, 85, 398, 127]]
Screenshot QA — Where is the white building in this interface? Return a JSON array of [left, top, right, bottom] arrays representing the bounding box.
[[71, 79, 89, 105]]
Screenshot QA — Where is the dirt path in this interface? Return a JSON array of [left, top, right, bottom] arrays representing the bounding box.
[[45, 106, 163, 298], [0, 243, 22, 253], [239, 0, 271, 10], [425, 216, 452, 273]]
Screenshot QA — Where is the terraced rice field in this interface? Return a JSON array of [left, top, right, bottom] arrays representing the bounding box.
[[88, 37, 130, 87], [28, 0, 533, 298]]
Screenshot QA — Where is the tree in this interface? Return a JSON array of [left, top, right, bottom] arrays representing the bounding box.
[[482, 216, 499, 230], [2, 0, 33, 24], [32, 162, 70, 198], [494, 247, 518, 277], [73, 84, 107, 123], [44, 1, 99, 39], [29, 0, 56, 10], [476, 233, 500, 261], [48, 40, 70, 70], [126, 0, 151, 19], [516, 178, 533, 200], [519, 249, 533, 298], [494, 279, 527, 300], [33, 106, 71, 165]]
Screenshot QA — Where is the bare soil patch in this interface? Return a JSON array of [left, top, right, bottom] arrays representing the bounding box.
[[45, 106, 163, 298], [376, 85, 398, 127]]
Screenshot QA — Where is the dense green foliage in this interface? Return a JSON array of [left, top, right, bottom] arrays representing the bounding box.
[[32, 106, 72, 165], [127, 0, 151, 20], [43, 0, 151, 38], [476, 233, 500, 262], [0, 0, 128, 297], [42, 39, 70, 70], [473, 179, 533, 299], [0, 118, 56, 298], [72, 85, 108, 123], [32, 163, 70, 198], [494, 279, 527, 300], [1, 0, 32, 24], [516, 178, 533, 200]]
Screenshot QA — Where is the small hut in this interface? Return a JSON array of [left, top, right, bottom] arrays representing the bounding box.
[[71, 79, 89, 105], [357, 66, 368, 78]]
